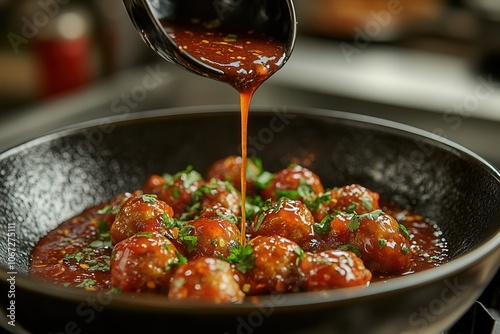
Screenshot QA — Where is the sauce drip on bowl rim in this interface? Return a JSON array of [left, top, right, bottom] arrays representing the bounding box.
[[164, 18, 289, 245]]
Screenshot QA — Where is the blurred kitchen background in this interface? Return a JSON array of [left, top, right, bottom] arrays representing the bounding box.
[[0, 0, 499, 170]]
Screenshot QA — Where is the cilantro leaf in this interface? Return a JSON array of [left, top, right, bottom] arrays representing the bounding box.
[[398, 224, 412, 240], [76, 279, 96, 289], [254, 171, 273, 189], [338, 244, 362, 258], [304, 192, 331, 212], [183, 236, 198, 253], [378, 238, 387, 249], [163, 166, 202, 189], [293, 247, 305, 265], [314, 213, 336, 235], [97, 205, 121, 215], [346, 215, 360, 232], [346, 209, 384, 232], [140, 194, 158, 204], [360, 197, 373, 211], [224, 244, 255, 273]]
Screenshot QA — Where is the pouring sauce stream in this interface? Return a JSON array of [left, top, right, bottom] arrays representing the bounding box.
[[164, 19, 288, 245]]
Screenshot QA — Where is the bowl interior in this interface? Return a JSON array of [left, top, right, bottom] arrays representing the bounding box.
[[0, 106, 499, 280]]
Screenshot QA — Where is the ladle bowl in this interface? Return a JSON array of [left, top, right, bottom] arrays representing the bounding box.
[[122, 0, 298, 78]]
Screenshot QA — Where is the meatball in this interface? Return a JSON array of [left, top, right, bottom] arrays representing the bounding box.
[[250, 198, 315, 247], [187, 216, 241, 259], [168, 257, 245, 303], [142, 167, 203, 218], [95, 191, 138, 228], [349, 211, 411, 273], [330, 184, 380, 214], [243, 235, 304, 294], [110, 194, 174, 244], [205, 155, 261, 195], [315, 212, 353, 249], [199, 204, 239, 225], [260, 165, 324, 201], [299, 250, 372, 291], [191, 179, 241, 217], [110, 232, 181, 293]]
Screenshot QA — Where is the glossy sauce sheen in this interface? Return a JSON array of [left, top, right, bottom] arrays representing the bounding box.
[[30, 195, 448, 289], [165, 19, 287, 243]]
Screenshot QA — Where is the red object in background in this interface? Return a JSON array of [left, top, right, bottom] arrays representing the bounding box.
[[34, 37, 92, 98]]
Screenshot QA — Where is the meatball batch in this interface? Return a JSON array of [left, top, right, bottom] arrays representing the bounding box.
[[107, 157, 416, 303]]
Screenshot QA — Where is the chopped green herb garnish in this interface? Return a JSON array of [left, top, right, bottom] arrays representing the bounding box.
[[182, 168, 203, 189], [165, 252, 188, 271], [402, 244, 410, 255], [314, 213, 336, 235], [275, 179, 330, 212], [345, 202, 359, 214], [347, 209, 385, 232], [183, 179, 235, 219], [254, 171, 273, 189], [253, 198, 282, 232], [362, 209, 384, 220], [215, 209, 239, 225], [172, 187, 181, 199], [360, 197, 373, 211], [140, 194, 158, 204], [89, 240, 106, 248], [97, 205, 121, 215], [338, 244, 362, 258], [398, 224, 412, 240], [224, 244, 255, 274], [163, 166, 202, 190], [346, 215, 361, 232], [183, 235, 198, 253], [96, 220, 110, 235], [87, 257, 110, 272], [107, 286, 122, 295], [245, 195, 265, 220], [294, 247, 305, 265], [303, 191, 331, 212], [378, 238, 387, 249], [76, 279, 96, 288]]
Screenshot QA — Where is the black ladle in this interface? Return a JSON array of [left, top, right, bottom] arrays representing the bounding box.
[[122, 0, 297, 78]]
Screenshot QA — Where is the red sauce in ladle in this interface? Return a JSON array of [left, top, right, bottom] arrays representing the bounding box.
[[164, 19, 289, 244]]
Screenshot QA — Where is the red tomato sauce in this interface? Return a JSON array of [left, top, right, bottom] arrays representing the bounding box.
[[30, 160, 449, 297]]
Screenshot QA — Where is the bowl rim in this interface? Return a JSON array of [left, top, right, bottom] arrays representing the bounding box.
[[1, 105, 499, 311]]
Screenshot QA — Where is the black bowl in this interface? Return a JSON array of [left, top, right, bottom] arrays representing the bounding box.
[[1, 106, 499, 334]]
